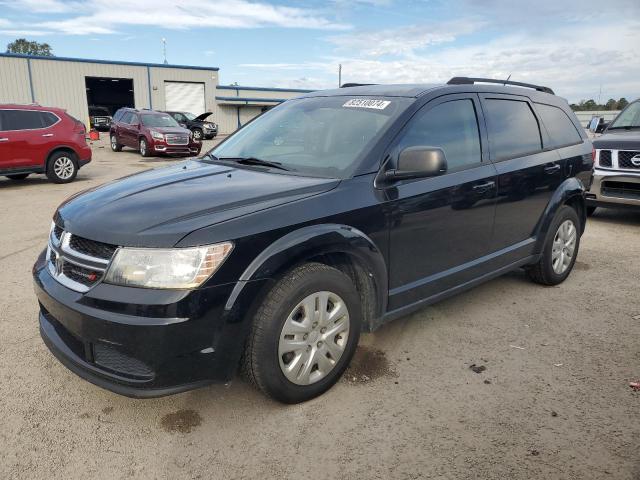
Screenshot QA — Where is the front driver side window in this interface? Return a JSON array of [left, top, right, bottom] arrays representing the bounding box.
[[397, 99, 482, 171]]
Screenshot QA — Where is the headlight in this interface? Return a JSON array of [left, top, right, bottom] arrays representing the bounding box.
[[150, 130, 164, 140], [104, 242, 233, 289]]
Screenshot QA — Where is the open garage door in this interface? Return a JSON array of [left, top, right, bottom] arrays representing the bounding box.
[[164, 82, 205, 115], [85, 77, 134, 115]]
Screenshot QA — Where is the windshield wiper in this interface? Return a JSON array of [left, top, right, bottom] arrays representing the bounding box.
[[607, 125, 640, 130], [219, 156, 290, 171], [201, 151, 219, 162]]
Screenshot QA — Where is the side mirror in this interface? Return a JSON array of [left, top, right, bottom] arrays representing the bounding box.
[[595, 122, 609, 134], [179, 123, 187, 128], [588, 117, 603, 133], [386, 146, 447, 180]]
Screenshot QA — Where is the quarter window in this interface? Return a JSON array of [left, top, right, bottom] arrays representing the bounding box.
[[40, 111, 59, 128], [484, 99, 542, 160], [535, 103, 582, 148], [397, 99, 482, 171]]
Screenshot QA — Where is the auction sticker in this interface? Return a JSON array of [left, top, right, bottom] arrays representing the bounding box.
[[343, 99, 390, 110]]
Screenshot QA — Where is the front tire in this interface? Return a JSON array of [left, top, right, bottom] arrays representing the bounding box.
[[110, 134, 122, 152], [526, 205, 581, 286], [46, 152, 78, 183], [243, 263, 361, 403], [192, 128, 203, 141], [139, 138, 151, 157]]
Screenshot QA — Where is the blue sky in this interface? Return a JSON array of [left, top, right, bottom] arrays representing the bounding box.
[[0, 0, 638, 103]]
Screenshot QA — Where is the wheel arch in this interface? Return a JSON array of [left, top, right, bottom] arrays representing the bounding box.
[[226, 224, 388, 332], [45, 146, 78, 171], [534, 177, 586, 252]]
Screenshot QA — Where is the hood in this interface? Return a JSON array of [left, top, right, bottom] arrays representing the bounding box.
[[194, 112, 213, 121], [56, 160, 339, 247], [593, 130, 640, 150], [151, 126, 191, 135]]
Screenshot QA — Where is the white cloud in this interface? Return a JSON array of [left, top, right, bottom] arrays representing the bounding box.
[[327, 19, 484, 57], [0, 0, 350, 35], [0, 18, 11, 28], [241, 20, 640, 102]]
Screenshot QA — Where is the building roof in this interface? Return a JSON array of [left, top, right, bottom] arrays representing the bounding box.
[[301, 84, 443, 98], [0, 52, 219, 71]]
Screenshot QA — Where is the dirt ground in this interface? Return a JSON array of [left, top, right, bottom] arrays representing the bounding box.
[[1, 136, 638, 479]]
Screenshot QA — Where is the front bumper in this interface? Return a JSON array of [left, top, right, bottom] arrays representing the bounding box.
[[151, 139, 201, 156], [33, 250, 267, 397], [586, 167, 640, 209]]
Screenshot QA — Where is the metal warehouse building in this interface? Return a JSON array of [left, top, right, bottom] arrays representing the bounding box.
[[0, 53, 312, 135]]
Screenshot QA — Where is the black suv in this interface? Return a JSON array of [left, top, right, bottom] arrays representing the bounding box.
[[34, 78, 593, 403], [164, 111, 218, 140]]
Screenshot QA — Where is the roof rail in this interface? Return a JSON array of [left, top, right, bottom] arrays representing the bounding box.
[[340, 83, 377, 88], [447, 77, 555, 95]]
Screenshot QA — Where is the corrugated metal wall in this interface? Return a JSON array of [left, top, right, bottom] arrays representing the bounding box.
[[0, 56, 32, 104], [29, 59, 149, 122], [0, 54, 314, 136]]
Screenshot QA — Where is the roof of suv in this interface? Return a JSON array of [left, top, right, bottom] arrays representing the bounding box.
[[0, 103, 65, 112], [300, 77, 558, 102]]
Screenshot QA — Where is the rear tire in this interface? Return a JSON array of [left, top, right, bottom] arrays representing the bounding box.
[[242, 262, 361, 404], [110, 134, 122, 152], [6, 173, 29, 180], [526, 205, 580, 286], [46, 152, 78, 184]]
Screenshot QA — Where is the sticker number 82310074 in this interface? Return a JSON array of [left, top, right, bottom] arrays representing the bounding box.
[[343, 99, 391, 110]]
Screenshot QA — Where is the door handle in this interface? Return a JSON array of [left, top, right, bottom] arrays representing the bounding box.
[[472, 181, 495, 192], [0, 138, 8, 142], [42, 133, 54, 137], [544, 164, 561, 174]]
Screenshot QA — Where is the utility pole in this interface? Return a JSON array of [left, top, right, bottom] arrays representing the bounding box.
[[338, 64, 342, 87], [162, 38, 168, 64]]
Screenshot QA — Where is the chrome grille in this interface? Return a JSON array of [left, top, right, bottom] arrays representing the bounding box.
[[618, 151, 640, 170], [599, 150, 612, 167], [165, 134, 189, 145], [47, 224, 117, 293]]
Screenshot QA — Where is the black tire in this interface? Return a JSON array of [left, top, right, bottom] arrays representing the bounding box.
[[192, 128, 203, 141], [586, 206, 597, 217], [110, 134, 122, 152], [242, 262, 362, 404], [6, 173, 29, 180], [46, 151, 78, 184], [526, 205, 581, 286], [139, 138, 152, 157]]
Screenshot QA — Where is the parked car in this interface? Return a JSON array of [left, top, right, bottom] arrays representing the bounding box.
[[164, 111, 218, 140], [0, 104, 91, 183], [587, 99, 640, 215], [34, 78, 592, 403], [89, 105, 112, 132], [110, 108, 201, 158]]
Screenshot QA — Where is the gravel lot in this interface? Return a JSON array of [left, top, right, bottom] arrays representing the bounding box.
[[1, 136, 638, 479]]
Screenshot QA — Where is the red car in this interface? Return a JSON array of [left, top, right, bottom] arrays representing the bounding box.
[[110, 108, 201, 157], [0, 104, 91, 183]]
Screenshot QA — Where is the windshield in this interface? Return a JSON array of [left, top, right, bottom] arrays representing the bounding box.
[[183, 112, 196, 120], [210, 96, 411, 178], [609, 101, 640, 129], [141, 114, 180, 127]]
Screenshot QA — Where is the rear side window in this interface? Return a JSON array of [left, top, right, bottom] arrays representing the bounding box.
[[0, 110, 47, 130], [484, 99, 542, 161], [535, 103, 582, 148], [397, 99, 482, 170]]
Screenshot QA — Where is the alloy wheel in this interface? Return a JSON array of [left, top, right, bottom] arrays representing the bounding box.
[[278, 291, 350, 386], [53, 156, 75, 180], [551, 219, 576, 274]]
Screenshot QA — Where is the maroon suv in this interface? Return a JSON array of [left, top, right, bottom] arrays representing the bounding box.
[[0, 104, 91, 183], [110, 108, 201, 157]]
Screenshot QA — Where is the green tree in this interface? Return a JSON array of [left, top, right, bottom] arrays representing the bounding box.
[[6, 38, 54, 56], [605, 98, 617, 110], [582, 99, 597, 111], [617, 98, 629, 110]]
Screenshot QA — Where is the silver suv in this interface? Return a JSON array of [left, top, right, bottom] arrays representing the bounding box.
[[587, 99, 640, 215]]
